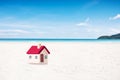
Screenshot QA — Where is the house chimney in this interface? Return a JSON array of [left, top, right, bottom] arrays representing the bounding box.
[[37, 44, 41, 49]]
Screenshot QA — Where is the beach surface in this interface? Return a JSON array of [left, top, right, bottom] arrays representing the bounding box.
[[0, 41, 120, 80]]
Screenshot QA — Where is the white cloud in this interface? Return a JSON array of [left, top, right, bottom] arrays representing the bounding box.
[[0, 29, 49, 38], [76, 18, 90, 26], [0, 29, 30, 36], [0, 29, 29, 33], [109, 28, 120, 33], [86, 28, 101, 33], [0, 23, 33, 28], [109, 14, 120, 20], [76, 22, 88, 26]]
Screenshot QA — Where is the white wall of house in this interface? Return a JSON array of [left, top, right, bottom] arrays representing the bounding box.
[[28, 54, 40, 63]]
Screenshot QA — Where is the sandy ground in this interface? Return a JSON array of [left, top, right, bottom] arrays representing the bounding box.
[[0, 41, 120, 80]]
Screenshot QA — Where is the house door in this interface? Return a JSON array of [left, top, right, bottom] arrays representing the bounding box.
[[40, 54, 44, 62]]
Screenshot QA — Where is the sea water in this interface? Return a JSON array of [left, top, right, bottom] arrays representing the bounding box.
[[0, 38, 120, 42]]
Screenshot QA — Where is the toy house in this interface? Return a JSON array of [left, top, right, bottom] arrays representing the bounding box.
[[26, 44, 50, 64]]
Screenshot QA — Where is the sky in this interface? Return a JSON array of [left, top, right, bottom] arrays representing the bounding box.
[[0, 0, 120, 39]]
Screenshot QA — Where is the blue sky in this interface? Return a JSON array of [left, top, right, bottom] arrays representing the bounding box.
[[0, 0, 120, 38]]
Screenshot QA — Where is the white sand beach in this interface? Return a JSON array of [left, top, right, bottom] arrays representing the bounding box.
[[0, 41, 120, 80]]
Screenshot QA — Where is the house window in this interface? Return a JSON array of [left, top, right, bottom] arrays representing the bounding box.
[[35, 56, 37, 59], [45, 55, 47, 59], [29, 55, 32, 59]]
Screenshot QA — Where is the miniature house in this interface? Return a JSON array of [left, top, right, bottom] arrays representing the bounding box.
[[26, 44, 50, 64]]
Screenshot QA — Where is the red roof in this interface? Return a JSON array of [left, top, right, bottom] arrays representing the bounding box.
[[27, 45, 50, 54]]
